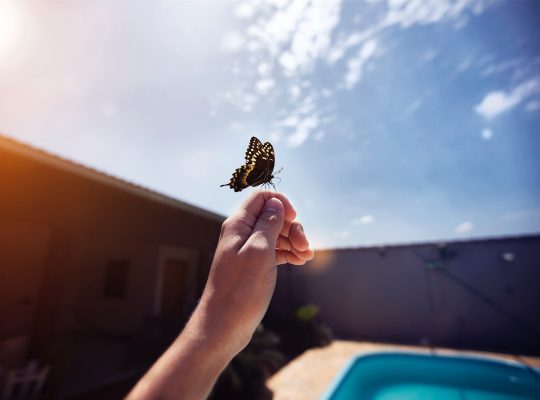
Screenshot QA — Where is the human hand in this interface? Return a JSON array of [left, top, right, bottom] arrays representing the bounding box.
[[197, 191, 314, 355], [127, 191, 313, 400]]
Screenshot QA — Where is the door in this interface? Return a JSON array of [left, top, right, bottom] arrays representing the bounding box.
[[154, 247, 198, 316]]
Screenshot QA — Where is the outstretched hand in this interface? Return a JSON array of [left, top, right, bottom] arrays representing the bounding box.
[[128, 191, 313, 400], [201, 191, 314, 351]]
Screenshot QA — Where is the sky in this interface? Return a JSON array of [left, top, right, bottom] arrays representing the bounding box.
[[0, 0, 539, 248]]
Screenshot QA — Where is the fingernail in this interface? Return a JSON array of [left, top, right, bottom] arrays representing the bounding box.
[[265, 198, 282, 212], [297, 224, 304, 233]]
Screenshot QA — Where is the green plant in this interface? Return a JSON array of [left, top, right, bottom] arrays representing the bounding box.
[[268, 303, 333, 358]]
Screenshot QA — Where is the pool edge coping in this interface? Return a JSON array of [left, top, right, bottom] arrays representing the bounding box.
[[319, 349, 540, 400]]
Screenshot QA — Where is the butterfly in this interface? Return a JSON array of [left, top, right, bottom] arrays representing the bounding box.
[[220, 136, 279, 192]]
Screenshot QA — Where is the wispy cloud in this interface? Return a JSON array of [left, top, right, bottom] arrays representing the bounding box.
[[344, 40, 378, 90], [255, 78, 275, 95], [384, 0, 485, 28], [235, 2, 254, 19], [221, 0, 493, 148], [287, 115, 319, 148], [326, 32, 364, 64], [454, 220, 474, 235], [351, 215, 375, 225], [221, 31, 245, 53], [475, 78, 540, 120], [275, 1, 341, 76]]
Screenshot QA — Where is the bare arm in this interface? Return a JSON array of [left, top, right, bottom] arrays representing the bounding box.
[[127, 192, 314, 399]]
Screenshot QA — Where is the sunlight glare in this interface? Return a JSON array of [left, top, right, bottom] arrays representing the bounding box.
[[0, 1, 21, 60]]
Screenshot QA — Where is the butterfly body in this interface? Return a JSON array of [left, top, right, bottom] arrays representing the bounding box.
[[221, 137, 276, 192]]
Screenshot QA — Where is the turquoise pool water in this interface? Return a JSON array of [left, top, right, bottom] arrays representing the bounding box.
[[322, 352, 540, 400]]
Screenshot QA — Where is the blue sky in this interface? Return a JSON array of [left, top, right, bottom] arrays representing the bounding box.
[[1, 0, 539, 248]]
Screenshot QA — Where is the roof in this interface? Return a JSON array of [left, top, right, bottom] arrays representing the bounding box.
[[0, 134, 225, 222]]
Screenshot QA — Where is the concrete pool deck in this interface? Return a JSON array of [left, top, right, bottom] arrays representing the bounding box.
[[266, 341, 540, 400]]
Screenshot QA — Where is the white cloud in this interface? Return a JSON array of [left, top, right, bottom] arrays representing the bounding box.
[[344, 40, 378, 90], [352, 215, 375, 225], [257, 62, 272, 76], [326, 32, 363, 64], [279, 115, 300, 127], [455, 221, 474, 235], [255, 78, 276, 95], [221, 31, 245, 53], [475, 78, 540, 120], [236, 2, 254, 19], [475, 92, 518, 119], [269, 131, 284, 144], [385, 0, 482, 28], [480, 58, 522, 77], [287, 1, 341, 73], [224, 90, 258, 112], [287, 115, 319, 147], [481, 128, 492, 140], [260, 0, 341, 76], [223, 0, 494, 143], [290, 85, 301, 100], [264, 0, 309, 48]]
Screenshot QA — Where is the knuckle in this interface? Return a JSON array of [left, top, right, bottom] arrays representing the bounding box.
[[220, 217, 234, 236]]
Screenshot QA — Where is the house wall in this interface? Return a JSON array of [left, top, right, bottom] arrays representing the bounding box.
[[0, 145, 223, 397], [269, 235, 540, 356]]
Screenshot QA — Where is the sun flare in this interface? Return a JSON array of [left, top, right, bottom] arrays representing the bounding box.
[[0, 1, 21, 59]]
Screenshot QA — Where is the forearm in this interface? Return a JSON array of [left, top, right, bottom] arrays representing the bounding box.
[[128, 192, 312, 399], [127, 303, 239, 400]]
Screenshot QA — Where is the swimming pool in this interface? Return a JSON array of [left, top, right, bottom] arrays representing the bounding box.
[[322, 352, 540, 400]]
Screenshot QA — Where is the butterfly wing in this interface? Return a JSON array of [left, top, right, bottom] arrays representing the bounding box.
[[226, 165, 254, 192], [250, 141, 275, 186], [245, 137, 263, 163], [221, 137, 276, 191], [244, 139, 271, 187]]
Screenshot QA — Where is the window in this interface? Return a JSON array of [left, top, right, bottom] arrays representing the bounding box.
[[103, 259, 130, 299]]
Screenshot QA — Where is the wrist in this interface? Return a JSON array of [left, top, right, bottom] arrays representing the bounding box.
[[188, 295, 251, 360]]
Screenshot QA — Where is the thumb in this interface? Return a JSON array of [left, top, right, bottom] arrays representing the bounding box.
[[247, 197, 284, 249]]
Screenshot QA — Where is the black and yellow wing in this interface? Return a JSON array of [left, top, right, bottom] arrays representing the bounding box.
[[221, 137, 276, 192]]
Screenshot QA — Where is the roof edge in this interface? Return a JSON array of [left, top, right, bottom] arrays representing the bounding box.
[[0, 134, 226, 223], [313, 232, 540, 253]]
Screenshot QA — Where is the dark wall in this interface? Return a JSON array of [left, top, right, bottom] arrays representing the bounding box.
[[269, 235, 540, 355], [0, 147, 222, 247], [0, 145, 224, 397]]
